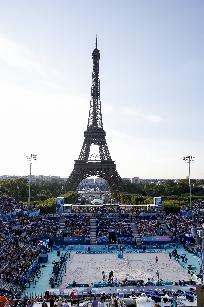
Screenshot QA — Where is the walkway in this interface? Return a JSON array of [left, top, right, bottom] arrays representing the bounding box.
[[24, 249, 65, 298]]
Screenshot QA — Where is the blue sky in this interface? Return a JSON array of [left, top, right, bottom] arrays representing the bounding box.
[[0, 0, 203, 178]]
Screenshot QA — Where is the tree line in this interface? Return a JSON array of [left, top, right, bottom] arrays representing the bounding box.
[[124, 179, 204, 197], [1, 178, 204, 213]]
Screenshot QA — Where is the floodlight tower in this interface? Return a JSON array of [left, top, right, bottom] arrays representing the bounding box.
[[183, 155, 195, 207], [26, 154, 37, 206]]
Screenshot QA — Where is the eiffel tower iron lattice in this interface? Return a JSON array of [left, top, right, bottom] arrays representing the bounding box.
[[66, 38, 124, 192]]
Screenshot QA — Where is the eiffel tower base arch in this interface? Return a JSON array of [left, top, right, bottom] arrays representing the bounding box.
[[66, 160, 124, 192]]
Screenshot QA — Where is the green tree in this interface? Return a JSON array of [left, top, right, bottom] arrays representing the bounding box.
[[0, 178, 28, 202], [35, 197, 56, 214]]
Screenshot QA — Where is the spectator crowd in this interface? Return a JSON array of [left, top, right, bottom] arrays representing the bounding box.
[[0, 196, 204, 299]]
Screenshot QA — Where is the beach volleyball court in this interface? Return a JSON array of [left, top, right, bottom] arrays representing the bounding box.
[[61, 252, 190, 287]]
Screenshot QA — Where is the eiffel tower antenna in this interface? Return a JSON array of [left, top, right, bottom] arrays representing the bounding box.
[[66, 39, 124, 192]]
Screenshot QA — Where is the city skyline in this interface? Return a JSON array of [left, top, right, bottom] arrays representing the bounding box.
[[0, 1, 203, 179]]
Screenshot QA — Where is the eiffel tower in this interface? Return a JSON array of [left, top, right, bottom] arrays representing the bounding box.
[[66, 38, 124, 192]]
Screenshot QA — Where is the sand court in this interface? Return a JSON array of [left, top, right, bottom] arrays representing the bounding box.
[[61, 252, 190, 287]]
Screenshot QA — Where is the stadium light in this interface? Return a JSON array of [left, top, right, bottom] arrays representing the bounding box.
[[183, 155, 195, 207], [26, 154, 37, 206]]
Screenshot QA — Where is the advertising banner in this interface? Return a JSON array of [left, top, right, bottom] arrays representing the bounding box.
[[154, 197, 162, 208]]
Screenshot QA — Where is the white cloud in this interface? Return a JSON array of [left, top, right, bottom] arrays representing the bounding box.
[[40, 80, 65, 91], [102, 103, 113, 114], [0, 33, 63, 91], [124, 106, 162, 123], [0, 81, 202, 179], [0, 82, 88, 176], [0, 33, 47, 76], [111, 129, 129, 139]]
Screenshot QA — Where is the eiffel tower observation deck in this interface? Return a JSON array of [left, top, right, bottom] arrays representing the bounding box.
[[66, 38, 124, 192]]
